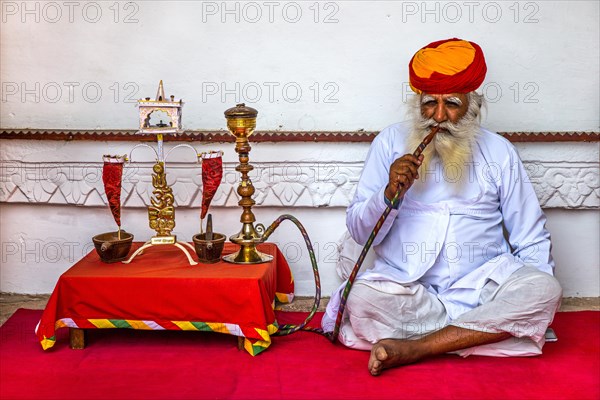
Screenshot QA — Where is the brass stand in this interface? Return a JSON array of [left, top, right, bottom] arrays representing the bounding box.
[[97, 83, 199, 266], [222, 104, 272, 264], [122, 237, 197, 265], [123, 143, 197, 265]]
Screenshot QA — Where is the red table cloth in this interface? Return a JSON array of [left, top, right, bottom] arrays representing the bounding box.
[[36, 242, 294, 355]]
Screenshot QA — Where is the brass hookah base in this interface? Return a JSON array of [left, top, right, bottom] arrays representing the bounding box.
[[221, 160, 273, 264], [222, 222, 273, 264]]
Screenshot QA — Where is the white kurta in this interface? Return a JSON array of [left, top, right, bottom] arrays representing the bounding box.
[[323, 122, 554, 330]]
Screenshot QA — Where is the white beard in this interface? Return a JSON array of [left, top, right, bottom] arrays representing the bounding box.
[[406, 95, 482, 187]]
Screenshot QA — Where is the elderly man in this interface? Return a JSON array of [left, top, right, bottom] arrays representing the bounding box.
[[322, 38, 562, 376]]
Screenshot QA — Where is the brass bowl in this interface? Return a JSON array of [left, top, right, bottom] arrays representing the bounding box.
[[92, 231, 134, 263], [192, 233, 226, 264]]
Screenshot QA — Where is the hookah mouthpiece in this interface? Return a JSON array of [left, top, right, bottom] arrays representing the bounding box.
[[412, 125, 440, 158]]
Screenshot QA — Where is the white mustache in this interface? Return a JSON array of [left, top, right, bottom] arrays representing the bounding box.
[[418, 119, 460, 136]]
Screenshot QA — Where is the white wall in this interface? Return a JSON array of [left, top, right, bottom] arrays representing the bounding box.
[[545, 209, 599, 297], [1, 1, 599, 297], [1, 1, 599, 132]]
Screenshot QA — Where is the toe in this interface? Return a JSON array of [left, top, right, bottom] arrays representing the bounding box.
[[369, 360, 382, 376], [368, 344, 388, 376], [375, 345, 389, 362]]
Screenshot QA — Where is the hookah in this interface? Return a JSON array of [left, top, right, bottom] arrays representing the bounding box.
[[221, 103, 440, 341], [220, 103, 272, 264]]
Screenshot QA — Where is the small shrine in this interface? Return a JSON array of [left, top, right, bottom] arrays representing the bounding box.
[[137, 80, 183, 134]]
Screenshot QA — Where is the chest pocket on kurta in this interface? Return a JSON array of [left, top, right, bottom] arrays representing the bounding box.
[[389, 198, 451, 281]]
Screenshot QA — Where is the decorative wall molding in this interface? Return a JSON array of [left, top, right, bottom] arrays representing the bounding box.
[[1, 129, 598, 143], [526, 162, 599, 209], [1, 160, 597, 209]]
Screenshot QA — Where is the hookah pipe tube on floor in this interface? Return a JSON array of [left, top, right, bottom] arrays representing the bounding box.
[[261, 125, 440, 341], [261, 214, 322, 336]]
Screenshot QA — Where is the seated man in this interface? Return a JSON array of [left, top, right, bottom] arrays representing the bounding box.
[[321, 38, 562, 376]]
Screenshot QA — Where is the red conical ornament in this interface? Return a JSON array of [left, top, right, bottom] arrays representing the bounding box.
[[200, 151, 223, 219], [102, 155, 126, 227]]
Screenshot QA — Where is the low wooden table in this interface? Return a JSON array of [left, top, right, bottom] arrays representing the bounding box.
[[36, 242, 294, 356], [68, 324, 247, 350]]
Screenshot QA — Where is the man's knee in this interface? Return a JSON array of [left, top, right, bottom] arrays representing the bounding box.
[[493, 267, 563, 314], [529, 271, 563, 306], [345, 281, 381, 318]]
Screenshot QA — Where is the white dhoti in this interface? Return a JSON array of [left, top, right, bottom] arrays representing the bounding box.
[[330, 266, 562, 357]]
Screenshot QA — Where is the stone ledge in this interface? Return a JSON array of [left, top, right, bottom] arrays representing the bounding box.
[[1, 129, 598, 143]]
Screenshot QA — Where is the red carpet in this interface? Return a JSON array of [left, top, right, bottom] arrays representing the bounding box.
[[1, 309, 598, 400]]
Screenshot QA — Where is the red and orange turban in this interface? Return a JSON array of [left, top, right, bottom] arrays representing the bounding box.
[[409, 38, 487, 94]]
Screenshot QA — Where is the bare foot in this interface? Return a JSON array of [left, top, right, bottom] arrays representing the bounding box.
[[368, 339, 427, 376]]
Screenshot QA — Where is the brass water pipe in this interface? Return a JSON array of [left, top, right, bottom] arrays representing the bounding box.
[[222, 103, 273, 264]]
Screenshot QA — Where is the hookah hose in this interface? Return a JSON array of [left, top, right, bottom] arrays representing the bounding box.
[[263, 126, 439, 341], [261, 215, 322, 336]]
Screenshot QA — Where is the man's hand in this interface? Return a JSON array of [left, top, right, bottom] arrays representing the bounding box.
[[385, 154, 424, 202]]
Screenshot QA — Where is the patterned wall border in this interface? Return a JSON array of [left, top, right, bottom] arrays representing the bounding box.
[[1, 160, 597, 209], [1, 129, 598, 143]]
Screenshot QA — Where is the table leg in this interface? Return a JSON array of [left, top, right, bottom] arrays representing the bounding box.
[[237, 336, 244, 351], [70, 328, 86, 349]]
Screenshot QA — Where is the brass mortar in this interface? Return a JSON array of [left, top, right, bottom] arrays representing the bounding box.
[[92, 231, 134, 263]]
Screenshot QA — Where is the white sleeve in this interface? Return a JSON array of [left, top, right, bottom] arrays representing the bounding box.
[[498, 145, 554, 275], [346, 132, 401, 246]]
